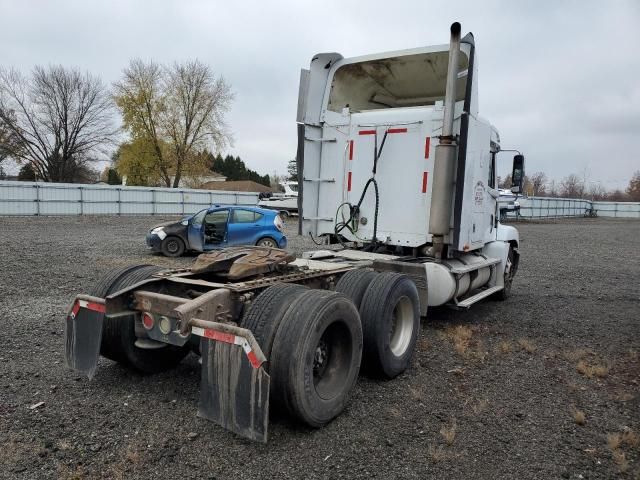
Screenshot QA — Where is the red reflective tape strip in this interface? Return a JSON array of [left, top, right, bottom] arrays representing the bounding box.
[[203, 329, 236, 344], [424, 137, 431, 159], [349, 140, 353, 160], [347, 172, 352, 191], [422, 172, 429, 193], [86, 302, 106, 314], [71, 302, 80, 318], [246, 350, 261, 369], [387, 128, 407, 134], [359, 130, 376, 135]]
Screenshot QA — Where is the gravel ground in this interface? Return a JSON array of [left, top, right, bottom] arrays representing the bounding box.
[[1, 216, 639, 479]]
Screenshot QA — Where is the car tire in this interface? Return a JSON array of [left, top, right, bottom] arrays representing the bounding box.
[[91, 264, 190, 373], [270, 290, 362, 427], [256, 237, 278, 248], [161, 236, 185, 257], [335, 269, 378, 310], [359, 272, 420, 379]]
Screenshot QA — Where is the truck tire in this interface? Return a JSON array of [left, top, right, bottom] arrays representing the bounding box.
[[240, 283, 308, 361], [496, 245, 516, 301], [91, 264, 190, 373], [359, 272, 420, 379], [161, 236, 185, 257], [270, 290, 362, 427], [335, 269, 378, 309]]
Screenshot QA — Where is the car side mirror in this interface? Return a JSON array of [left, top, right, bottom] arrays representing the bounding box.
[[511, 154, 525, 194]]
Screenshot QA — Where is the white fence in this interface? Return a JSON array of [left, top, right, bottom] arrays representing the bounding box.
[[515, 197, 640, 219], [0, 181, 260, 216]]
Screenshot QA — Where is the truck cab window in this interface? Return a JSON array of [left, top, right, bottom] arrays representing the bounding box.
[[488, 152, 496, 189]]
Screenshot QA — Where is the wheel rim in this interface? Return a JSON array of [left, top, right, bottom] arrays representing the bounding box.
[[312, 321, 352, 400], [389, 295, 414, 357], [504, 251, 514, 291], [258, 239, 276, 247], [166, 239, 179, 254]]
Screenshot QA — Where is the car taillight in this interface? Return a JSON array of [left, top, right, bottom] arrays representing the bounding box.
[[274, 215, 284, 232], [142, 312, 154, 330]]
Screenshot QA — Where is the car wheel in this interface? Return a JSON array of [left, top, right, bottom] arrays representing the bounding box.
[[161, 236, 185, 257], [256, 237, 278, 248]]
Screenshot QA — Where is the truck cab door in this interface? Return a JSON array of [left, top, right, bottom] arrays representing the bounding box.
[[187, 209, 207, 252]]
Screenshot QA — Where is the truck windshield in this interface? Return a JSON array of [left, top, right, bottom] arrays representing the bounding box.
[[327, 50, 468, 113]]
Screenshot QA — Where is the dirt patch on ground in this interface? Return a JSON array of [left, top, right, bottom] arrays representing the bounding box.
[[0, 216, 638, 479]]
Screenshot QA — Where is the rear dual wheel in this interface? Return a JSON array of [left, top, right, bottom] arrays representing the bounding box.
[[242, 285, 362, 427], [91, 264, 190, 373], [336, 270, 420, 379]]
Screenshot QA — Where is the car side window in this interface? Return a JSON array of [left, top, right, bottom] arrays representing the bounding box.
[[254, 212, 263, 222], [205, 209, 229, 225], [232, 209, 256, 223], [191, 209, 207, 227]]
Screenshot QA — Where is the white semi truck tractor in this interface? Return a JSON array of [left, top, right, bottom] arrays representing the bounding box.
[[64, 23, 524, 443]]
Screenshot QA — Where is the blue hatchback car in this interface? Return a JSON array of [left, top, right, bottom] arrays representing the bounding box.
[[146, 205, 287, 257]]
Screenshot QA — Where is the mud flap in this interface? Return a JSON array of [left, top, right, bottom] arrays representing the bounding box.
[[64, 295, 105, 380], [195, 323, 270, 443]]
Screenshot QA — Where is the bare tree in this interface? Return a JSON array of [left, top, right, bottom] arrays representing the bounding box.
[[0, 66, 115, 182], [560, 174, 584, 198], [114, 59, 233, 187], [587, 182, 608, 201], [530, 171, 547, 197]]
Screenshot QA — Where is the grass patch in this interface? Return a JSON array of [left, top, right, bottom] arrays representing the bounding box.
[[612, 449, 629, 473], [440, 418, 457, 446], [428, 445, 447, 463], [497, 340, 513, 354], [572, 409, 586, 425], [564, 348, 594, 362], [621, 429, 639, 448], [607, 433, 622, 451], [517, 338, 536, 353], [442, 325, 487, 361], [576, 359, 609, 378], [444, 326, 473, 356]]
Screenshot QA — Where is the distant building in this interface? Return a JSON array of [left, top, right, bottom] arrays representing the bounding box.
[[122, 172, 227, 188], [170, 172, 226, 188]]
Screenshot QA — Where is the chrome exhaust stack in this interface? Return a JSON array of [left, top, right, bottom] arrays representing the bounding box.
[[428, 22, 462, 258]]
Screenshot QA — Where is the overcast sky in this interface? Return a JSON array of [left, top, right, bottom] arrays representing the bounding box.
[[1, 0, 638, 188]]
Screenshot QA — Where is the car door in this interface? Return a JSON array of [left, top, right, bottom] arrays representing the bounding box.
[[227, 209, 263, 246], [202, 208, 230, 250], [187, 209, 207, 252]]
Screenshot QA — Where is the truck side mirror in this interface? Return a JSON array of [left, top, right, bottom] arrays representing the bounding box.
[[511, 154, 525, 194]]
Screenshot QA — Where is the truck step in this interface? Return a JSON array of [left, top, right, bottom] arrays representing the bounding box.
[[447, 257, 501, 274], [455, 285, 503, 308]]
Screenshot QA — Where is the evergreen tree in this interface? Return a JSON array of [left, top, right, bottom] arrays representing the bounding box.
[[18, 164, 36, 181], [208, 154, 271, 187], [287, 158, 298, 181]]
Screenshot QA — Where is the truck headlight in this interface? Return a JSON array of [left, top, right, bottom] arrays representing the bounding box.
[[151, 227, 164, 235]]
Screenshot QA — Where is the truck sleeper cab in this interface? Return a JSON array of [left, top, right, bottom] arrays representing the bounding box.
[[296, 22, 522, 308]]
